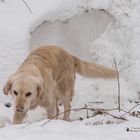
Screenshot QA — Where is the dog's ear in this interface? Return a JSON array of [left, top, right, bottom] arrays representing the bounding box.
[[3, 78, 13, 95], [36, 77, 44, 99]]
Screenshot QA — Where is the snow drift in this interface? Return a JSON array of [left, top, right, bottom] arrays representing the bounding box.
[[0, 0, 140, 140], [0, 0, 139, 103], [31, 10, 113, 61]]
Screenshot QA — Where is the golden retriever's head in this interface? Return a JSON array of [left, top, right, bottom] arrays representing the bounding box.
[[3, 74, 44, 112]]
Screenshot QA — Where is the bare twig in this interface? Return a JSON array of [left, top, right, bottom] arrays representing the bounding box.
[[41, 107, 125, 127], [103, 111, 128, 121], [86, 108, 89, 118], [120, 109, 128, 113], [114, 58, 121, 112], [41, 107, 85, 127], [85, 105, 89, 118], [120, 104, 140, 118], [22, 0, 32, 14]]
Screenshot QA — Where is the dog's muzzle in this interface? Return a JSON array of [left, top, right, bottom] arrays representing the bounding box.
[[15, 106, 24, 112]]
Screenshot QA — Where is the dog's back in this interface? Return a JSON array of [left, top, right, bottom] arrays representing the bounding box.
[[26, 46, 116, 80], [27, 46, 76, 82]]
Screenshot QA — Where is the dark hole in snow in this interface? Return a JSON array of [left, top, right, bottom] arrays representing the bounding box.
[[4, 102, 12, 108]]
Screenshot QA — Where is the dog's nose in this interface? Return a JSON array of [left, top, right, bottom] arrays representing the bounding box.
[[15, 106, 24, 112]]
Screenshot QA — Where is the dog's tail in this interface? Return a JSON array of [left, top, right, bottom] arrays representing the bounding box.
[[73, 56, 117, 79]]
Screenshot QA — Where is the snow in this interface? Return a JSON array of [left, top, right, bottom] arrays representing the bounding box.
[[31, 10, 112, 61], [0, 0, 140, 139], [0, 117, 140, 140]]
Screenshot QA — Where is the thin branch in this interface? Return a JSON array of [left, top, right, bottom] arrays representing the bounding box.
[[86, 108, 89, 118], [103, 111, 128, 121], [41, 107, 124, 127], [41, 107, 86, 127], [120, 109, 128, 113], [114, 58, 121, 112], [22, 0, 32, 14], [119, 104, 140, 118]]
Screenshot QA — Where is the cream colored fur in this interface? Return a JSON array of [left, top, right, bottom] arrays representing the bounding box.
[[3, 45, 116, 124]]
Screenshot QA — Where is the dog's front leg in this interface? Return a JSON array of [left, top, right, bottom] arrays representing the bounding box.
[[46, 99, 58, 119], [46, 104, 57, 119], [13, 112, 26, 124]]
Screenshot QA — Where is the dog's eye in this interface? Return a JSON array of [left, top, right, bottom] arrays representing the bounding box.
[[26, 92, 32, 97], [13, 90, 18, 96]]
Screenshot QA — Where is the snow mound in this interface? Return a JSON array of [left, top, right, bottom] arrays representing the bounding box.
[[31, 10, 113, 61], [0, 0, 140, 102], [0, 1, 140, 139]]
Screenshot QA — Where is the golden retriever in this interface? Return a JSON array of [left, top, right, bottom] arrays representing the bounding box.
[[3, 45, 116, 124]]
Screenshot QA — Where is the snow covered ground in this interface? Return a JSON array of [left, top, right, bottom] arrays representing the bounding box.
[[0, 117, 140, 140], [0, 0, 140, 139]]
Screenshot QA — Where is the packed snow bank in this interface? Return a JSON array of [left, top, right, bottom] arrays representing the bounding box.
[[0, 0, 140, 120], [31, 10, 113, 61], [30, 0, 139, 104], [0, 0, 140, 102], [0, 0, 140, 140]]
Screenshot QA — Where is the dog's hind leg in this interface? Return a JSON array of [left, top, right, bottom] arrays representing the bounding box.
[[63, 87, 74, 121]]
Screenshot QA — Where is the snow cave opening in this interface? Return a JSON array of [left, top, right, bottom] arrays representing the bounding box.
[[30, 10, 115, 61]]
